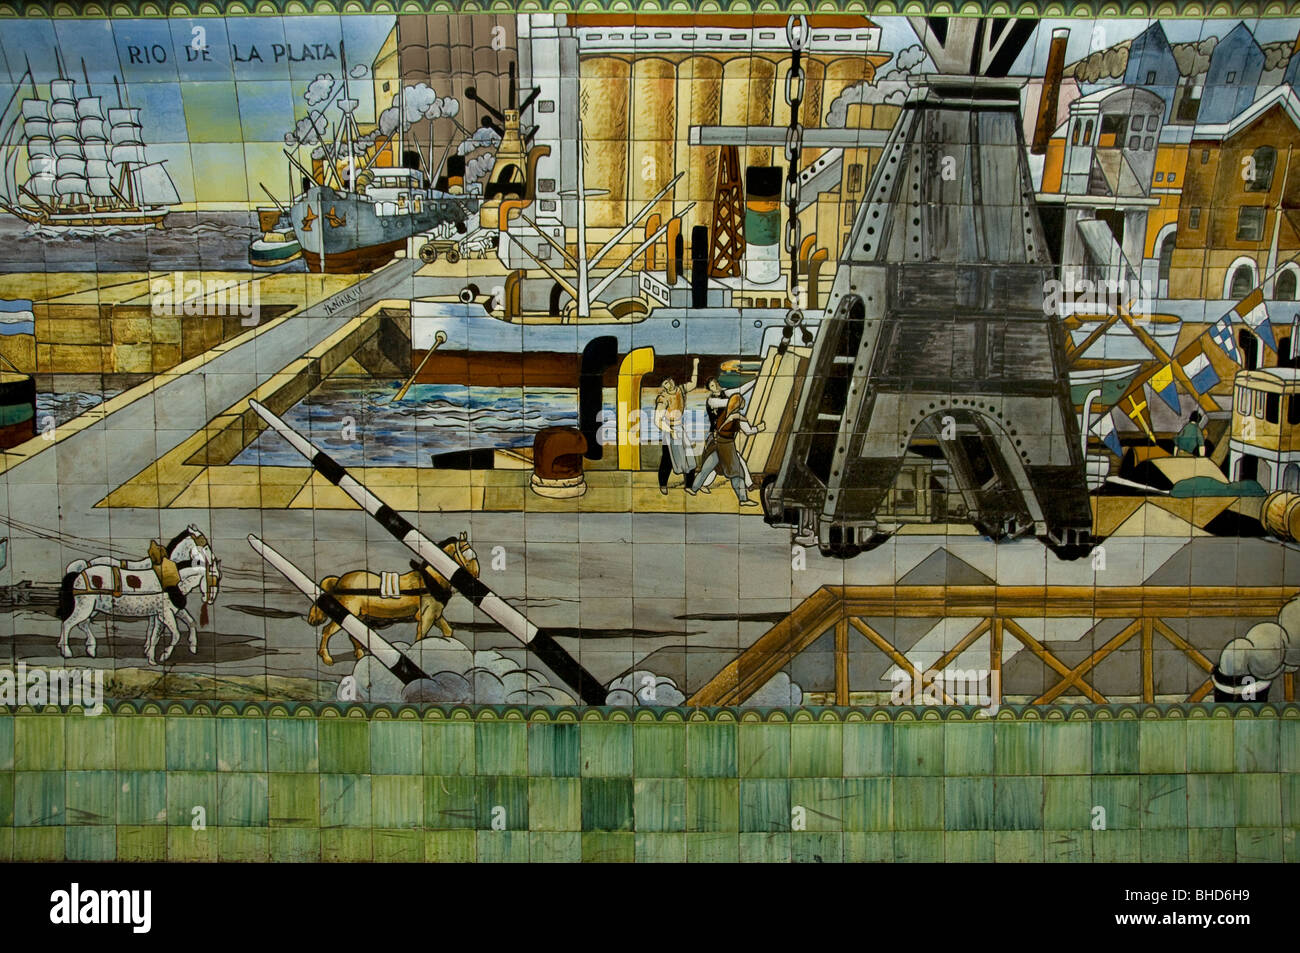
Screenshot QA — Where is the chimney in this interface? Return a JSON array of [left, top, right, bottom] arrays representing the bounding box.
[[1032, 28, 1070, 155]]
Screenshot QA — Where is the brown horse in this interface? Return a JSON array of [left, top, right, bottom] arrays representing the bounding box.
[[307, 533, 481, 665]]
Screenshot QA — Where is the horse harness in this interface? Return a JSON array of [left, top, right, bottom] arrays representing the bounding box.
[[330, 561, 455, 604]]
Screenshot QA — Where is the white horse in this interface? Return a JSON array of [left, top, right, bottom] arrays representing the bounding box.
[[58, 525, 215, 652], [64, 524, 213, 579], [56, 549, 221, 664]]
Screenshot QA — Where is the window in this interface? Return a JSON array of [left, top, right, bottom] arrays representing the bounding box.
[[1237, 386, 1252, 413], [1071, 122, 1080, 146], [1167, 172, 1176, 183], [847, 163, 863, 193], [1267, 392, 1281, 424], [1202, 149, 1211, 164], [538, 178, 556, 193], [538, 100, 555, 113], [1277, 270, 1298, 301], [1256, 388, 1267, 418], [1099, 114, 1124, 146], [539, 199, 556, 212], [1232, 264, 1257, 300], [1155, 172, 1165, 182], [1145, 137, 1154, 150], [1146, 70, 1157, 84], [1129, 135, 1141, 150], [1131, 115, 1145, 131], [1227, 71, 1237, 83], [1083, 120, 1094, 144], [1237, 207, 1266, 242], [1158, 233, 1175, 280], [1289, 394, 1300, 425], [1189, 207, 1201, 228], [1240, 328, 1260, 370], [1246, 146, 1276, 192]]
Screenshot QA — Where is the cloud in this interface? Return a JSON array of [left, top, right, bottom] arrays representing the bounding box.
[[304, 73, 336, 108], [463, 152, 496, 182], [349, 63, 369, 79], [375, 84, 462, 140], [458, 125, 501, 156], [284, 112, 329, 147], [605, 670, 686, 706], [343, 638, 578, 706], [825, 43, 924, 127], [745, 672, 803, 706]]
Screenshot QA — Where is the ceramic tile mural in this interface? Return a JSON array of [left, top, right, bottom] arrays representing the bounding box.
[[0, 0, 1298, 864]]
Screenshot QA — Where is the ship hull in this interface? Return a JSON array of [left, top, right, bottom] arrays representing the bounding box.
[[291, 186, 475, 274], [8, 206, 168, 230], [301, 238, 403, 274], [249, 237, 303, 267], [410, 303, 803, 384]]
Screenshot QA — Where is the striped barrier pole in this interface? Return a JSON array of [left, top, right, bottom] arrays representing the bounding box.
[[248, 399, 608, 705], [248, 534, 430, 685]]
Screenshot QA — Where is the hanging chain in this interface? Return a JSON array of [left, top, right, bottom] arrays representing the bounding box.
[[779, 14, 810, 356]]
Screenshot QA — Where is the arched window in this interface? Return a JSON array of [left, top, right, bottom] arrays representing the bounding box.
[[1246, 146, 1277, 192], [1157, 232, 1175, 281], [1276, 269, 1298, 301], [1083, 120, 1094, 144], [1239, 329, 1259, 371], [1071, 122, 1080, 146], [1230, 264, 1256, 300]]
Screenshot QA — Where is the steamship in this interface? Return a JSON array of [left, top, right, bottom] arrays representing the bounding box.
[[291, 164, 477, 273]]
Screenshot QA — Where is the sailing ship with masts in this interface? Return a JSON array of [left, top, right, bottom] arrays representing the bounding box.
[[0, 55, 180, 230]]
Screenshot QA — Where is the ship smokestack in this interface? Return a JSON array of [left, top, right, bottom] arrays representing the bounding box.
[[1032, 28, 1070, 155]]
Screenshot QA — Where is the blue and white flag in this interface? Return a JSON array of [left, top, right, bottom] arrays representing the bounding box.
[[1091, 407, 1123, 457], [1181, 342, 1220, 394], [1208, 317, 1241, 364]]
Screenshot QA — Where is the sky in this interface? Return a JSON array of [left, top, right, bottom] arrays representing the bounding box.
[[1, 15, 1296, 207], [872, 16, 1300, 80], [0, 15, 395, 207]]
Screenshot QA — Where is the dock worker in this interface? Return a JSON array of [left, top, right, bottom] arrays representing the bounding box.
[[1174, 410, 1205, 457], [693, 375, 758, 494], [687, 392, 765, 505], [653, 357, 701, 495]]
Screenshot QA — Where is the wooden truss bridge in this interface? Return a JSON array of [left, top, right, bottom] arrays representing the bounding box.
[[687, 585, 1300, 707]]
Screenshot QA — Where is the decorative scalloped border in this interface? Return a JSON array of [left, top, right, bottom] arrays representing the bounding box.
[[2, 699, 1297, 722], [1, 0, 1299, 17]]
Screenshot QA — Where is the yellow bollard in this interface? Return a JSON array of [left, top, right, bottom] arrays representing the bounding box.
[[617, 347, 655, 471]]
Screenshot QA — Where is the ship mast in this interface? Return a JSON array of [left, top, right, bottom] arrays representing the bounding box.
[[340, 39, 355, 191]]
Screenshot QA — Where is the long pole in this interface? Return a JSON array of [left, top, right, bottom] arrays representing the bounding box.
[[392, 330, 445, 402], [248, 535, 430, 684], [247, 399, 608, 705]]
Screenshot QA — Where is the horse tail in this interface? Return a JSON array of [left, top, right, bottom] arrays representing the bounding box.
[[56, 571, 80, 621]]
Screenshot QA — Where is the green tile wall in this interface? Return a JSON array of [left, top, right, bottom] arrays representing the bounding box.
[[0, 702, 1296, 862]]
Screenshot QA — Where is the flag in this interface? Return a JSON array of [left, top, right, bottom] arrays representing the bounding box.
[[1122, 392, 1155, 440], [1149, 361, 1180, 412], [1208, 317, 1241, 364], [1181, 343, 1220, 394], [1233, 287, 1276, 352], [1091, 407, 1123, 457]]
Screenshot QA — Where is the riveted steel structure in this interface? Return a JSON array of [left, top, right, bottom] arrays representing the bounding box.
[[763, 17, 1095, 560]]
